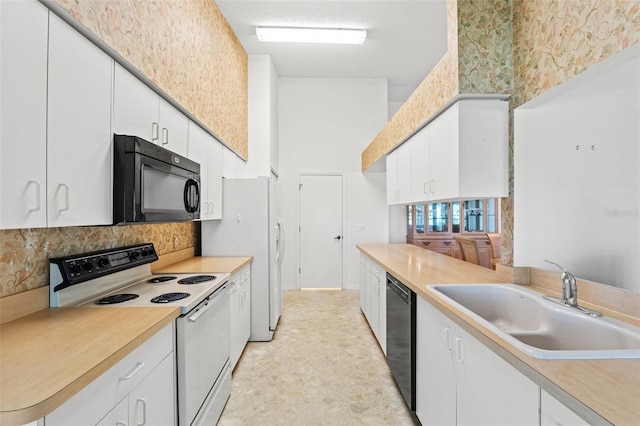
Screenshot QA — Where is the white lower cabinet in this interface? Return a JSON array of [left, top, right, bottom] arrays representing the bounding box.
[[230, 265, 251, 369], [540, 390, 589, 426], [45, 323, 175, 426], [359, 253, 387, 354], [416, 297, 539, 426]]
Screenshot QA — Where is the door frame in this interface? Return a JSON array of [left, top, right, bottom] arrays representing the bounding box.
[[296, 172, 346, 290]]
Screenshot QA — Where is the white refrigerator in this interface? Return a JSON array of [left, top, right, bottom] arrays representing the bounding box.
[[201, 177, 284, 341]]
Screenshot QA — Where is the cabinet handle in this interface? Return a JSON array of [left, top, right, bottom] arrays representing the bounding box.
[[119, 361, 145, 380], [27, 180, 41, 212], [456, 337, 464, 363], [430, 179, 435, 194], [424, 181, 429, 195], [209, 201, 214, 215], [444, 327, 452, 351], [152, 122, 159, 142], [58, 183, 70, 212], [443, 241, 452, 246], [422, 241, 431, 246], [116, 422, 128, 426], [135, 398, 147, 426], [162, 127, 169, 145]]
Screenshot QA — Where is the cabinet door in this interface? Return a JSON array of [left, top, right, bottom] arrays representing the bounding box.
[[187, 121, 211, 219], [411, 126, 431, 202], [377, 265, 387, 355], [540, 390, 589, 426], [113, 63, 160, 142], [47, 12, 113, 227], [128, 353, 176, 426], [229, 275, 243, 368], [386, 150, 399, 205], [429, 103, 459, 201], [455, 324, 539, 426], [208, 139, 223, 219], [369, 265, 381, 340], [359, 256, 368, 313], [458, 100, 509, 199], [96, 397, 128, 426], [158, 98, 188, 156], [239, 267, 251, 345], [0, 0, 48, 229], [416, 298, 456, 426], [397, 141, 412, 204]]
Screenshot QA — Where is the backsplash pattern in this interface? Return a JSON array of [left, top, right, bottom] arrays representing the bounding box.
[[0, 222, 196, 297], [54, 0, 248, 158]]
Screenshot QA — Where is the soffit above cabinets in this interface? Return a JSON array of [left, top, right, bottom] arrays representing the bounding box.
[[215, 0, 448, 104]]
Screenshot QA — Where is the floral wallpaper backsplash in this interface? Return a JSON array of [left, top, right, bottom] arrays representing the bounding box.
[[0, 222, 196, 298]]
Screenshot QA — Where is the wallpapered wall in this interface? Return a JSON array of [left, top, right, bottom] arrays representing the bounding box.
[[54, 0, 248, 159], [362, 0, 639, 265], [0, 0, 246, 298]]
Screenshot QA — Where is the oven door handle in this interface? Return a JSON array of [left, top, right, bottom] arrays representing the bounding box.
[[188, 299, 214, 323]]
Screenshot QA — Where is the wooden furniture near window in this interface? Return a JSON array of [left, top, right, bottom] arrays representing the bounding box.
[[454, 236, 480, 265], [407, 199, 498, 269], [486, 233, 502, 270]]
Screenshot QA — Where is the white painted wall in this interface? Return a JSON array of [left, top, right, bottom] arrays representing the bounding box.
[[279, 78, 389, 290], [514, 46, 639, 293]]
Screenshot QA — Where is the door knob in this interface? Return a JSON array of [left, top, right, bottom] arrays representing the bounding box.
[[334, 235, 342, 240]]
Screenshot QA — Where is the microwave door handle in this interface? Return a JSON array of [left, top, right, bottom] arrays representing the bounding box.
[[183, 179, 200, 213]]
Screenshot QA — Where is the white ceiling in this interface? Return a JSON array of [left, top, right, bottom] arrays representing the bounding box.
[[215, 0, 448, 104]]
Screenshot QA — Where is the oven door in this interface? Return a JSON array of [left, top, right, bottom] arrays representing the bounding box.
[[177, 283, 230, 426]]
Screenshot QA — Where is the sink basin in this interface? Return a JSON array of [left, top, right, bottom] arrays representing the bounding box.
[[427, 284, 640, 359]]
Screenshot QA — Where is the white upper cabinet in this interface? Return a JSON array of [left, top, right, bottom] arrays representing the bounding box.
[[47, 12, 114, 227], [410, 126, 431, 201], [0, 0, 49, 229], [187, 121, 222, 220], [113, 64, 189, 157], [387, 141, 413, 205], [386, 99, 509, 205]]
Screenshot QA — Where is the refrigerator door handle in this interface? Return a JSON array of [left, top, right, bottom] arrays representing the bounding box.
[[278, 221, 286, 264]]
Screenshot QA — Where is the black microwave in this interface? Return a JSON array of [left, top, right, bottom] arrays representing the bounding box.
[[113, 134, 200, 224]]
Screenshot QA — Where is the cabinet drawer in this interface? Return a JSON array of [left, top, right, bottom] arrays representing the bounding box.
[[45, 323, 174, 426], [240, 265, 250, 284]]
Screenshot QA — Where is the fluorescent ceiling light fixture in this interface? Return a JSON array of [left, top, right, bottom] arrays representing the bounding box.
[[256, 27, 367, 45]]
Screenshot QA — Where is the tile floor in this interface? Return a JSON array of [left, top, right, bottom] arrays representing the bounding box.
[[218, 290, 417, 425]]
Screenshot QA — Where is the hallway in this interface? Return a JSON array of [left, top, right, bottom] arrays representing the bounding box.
[[218, 290, 416, 425]]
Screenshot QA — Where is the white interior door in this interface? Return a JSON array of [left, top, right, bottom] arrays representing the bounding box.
[[299, 174, 343, 289]]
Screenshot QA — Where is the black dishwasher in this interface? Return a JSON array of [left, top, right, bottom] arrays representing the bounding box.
[[386, 272, 416, 411]]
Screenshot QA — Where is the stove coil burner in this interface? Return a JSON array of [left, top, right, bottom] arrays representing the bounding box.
[[147, 276, 177, 284], [95, 294, 139, 305], [151, 292, 190, 303], [178, 275, 216, 285]]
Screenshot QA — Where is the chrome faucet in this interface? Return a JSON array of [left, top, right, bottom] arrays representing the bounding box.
[[543, 260, 602, 317]]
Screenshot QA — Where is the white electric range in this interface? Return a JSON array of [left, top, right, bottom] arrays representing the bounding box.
[[49, 243, 232, 426]]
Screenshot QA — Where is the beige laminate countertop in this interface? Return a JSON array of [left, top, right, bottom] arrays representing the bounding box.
[[358, 244, 640, 426], [0, 306, 179, 425], [154, 256, 252, 276]]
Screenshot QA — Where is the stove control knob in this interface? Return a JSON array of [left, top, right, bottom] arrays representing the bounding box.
[[82, 261, 92, 271], [98, 257, 109, 268], [131, 251, 140, 260], [69, 263, 81, 274]]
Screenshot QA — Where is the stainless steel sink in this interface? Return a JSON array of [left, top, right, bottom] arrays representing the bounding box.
[[426, 284, 640, 359]]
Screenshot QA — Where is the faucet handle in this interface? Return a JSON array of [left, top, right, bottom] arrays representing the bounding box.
[[544, 259, 567, 272]]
